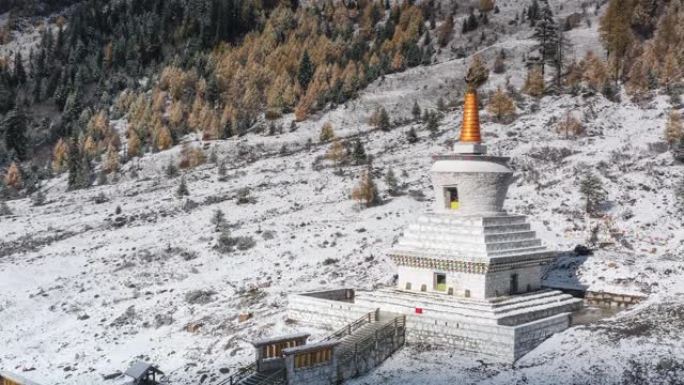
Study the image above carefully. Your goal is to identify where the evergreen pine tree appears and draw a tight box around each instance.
[176,176,189,197]
[528,0,540,26]
[406,126,418,143]
[412,101,421,121]
[352,139,367,165]
[211,208,226,231]
[2,106,28,160]
[13,52,26,84]
[165,158,179,179]
[493,50,506,74]
[31,190,46,206]
[377,107,391,131]
[531,0,558,79]
[218,162,227,178]
[298,50,315,91]
[426,111,439,135]
[385,168,401,196]
[580,171,607,216]
[676,175,684,214]
[0,201,11,216]
[436,97,447,112]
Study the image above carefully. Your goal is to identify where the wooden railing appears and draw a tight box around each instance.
[216,363,255,385]
[260,369,286,385]
[321,311,376,342]
[339,314,406,363]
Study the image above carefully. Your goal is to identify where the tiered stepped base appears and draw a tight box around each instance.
[288,288,582,362]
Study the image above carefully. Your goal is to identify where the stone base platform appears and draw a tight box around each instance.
[287,288,582,363]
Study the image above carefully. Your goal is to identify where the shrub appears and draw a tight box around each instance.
[236,187,254,204]
[31,190,46,206]
[179,144,206,169]
[216,229,256,253]
[556,112,585,138]
[319,122,335,142]
[0,201,12,216]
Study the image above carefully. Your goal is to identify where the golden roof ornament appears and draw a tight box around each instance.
[460,55,489,144]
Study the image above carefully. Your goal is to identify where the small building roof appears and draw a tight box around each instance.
[0,371,44,385]
[251,332,310,347]
[124,361,163,381]
[282,341,339,356]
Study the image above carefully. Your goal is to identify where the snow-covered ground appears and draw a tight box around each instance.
[1,1,683,384]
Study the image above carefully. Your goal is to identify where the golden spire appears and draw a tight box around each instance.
[460,89,481,143]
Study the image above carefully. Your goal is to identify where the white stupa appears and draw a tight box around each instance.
[288,88,583,363]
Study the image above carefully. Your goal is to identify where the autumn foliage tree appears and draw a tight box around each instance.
[665,111,683,146]
[52,138,69,173]
[523,66,545,97]
[3,162,22,190]
[487,87,516,123]
[351,167,380,208]
[599,0,634,85]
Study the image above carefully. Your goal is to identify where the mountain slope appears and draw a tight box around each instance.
[1,1,683,385]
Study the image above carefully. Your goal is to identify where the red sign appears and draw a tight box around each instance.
[415,307,423,314]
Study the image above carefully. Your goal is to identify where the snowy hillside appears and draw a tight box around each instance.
[1,1,683,385]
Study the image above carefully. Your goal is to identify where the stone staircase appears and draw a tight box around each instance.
[336,320,394,360]
[220,311,405,385]
[237,370,284,385]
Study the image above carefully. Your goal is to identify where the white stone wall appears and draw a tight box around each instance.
[396,265,487,299]
[287,293,374,329]
[431,171,512,215]
[513,313,571,359]
[485,265,543,297]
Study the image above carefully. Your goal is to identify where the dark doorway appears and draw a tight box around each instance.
[510,273,519,294]
[445,187,459,210]
[434,273,447,292]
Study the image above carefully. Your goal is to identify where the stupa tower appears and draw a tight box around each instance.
[287,59,582,364]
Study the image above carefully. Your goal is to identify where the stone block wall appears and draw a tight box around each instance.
[485,265,543,298]
[404,313,517,361]
[513,313,571,359]
[287,292,374,329]
[396,265,487,298]
[584,291,645,308]
[283,343,339,385]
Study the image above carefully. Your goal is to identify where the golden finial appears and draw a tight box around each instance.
[460,90,481,143]
[460,54,489,143]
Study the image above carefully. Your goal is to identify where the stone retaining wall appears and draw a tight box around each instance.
[287,292,374,329]
[513,313,571,359]
[405,313,517,361]
[584,291,645,308]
